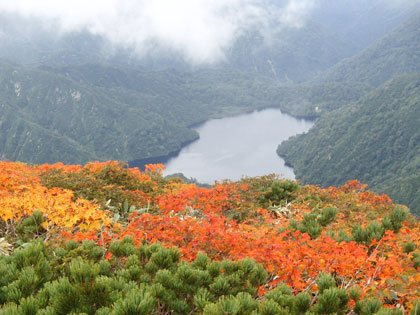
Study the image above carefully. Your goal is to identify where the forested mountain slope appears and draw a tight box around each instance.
[224,19,357,83]
[46,63,371,118]
[0,61,266,164]
[0,59,369,165]
[317,10,420,87]
[278,73,420,216]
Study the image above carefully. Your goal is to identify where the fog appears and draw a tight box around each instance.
[0,0,317,64]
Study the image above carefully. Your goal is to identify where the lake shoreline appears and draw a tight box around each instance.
[128,137,199,171]
[129,105,316,173]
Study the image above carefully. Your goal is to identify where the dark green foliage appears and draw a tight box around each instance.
[349,286,362,302]
[0,61,263,164]
[294,207,338,239]
[0,240,401,314]
[16,210,46,243]
[411,302,420,315]
[411,252,420,269]
[376,309,404,315]
[0,55,371,166]
[352,221,385,247]
[337,230,353,243]
[314,287,349,314]
[0,241,267,314]
[318,206,339,226]
[354,298,404,315]
[388,206,408,233]
[111,286,155,315]
[278,72,420,216]
[317,272,336,294]
[298,213,323,239]
[259,180,299,207]
[354,298,382,315]
[295,292,311,313]
[351,206,408,246]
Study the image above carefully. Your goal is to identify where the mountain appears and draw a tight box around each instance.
[316,10,420,87]
[312,0,420,48]
[0,13,357,83]
[0,59,370,165]
[277,73,420,215]
[0,61,270,164]
[224,19,357,83]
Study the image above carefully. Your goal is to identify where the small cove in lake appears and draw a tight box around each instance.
[131,108,314,183]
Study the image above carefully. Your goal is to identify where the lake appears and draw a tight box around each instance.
[162,108,314,183]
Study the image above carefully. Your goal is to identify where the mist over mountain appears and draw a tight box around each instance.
[317,10,420,87]
[0,0,317,66]
[312,0,420,48]
[2,1,418,81]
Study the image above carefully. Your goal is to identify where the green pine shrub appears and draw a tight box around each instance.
[403,241,416,254]
[0,240,405,314]
[259,180,299,207]
[290,206,339,239]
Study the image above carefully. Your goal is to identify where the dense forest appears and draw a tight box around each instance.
[278,73,420,216]
[0,59,370,165]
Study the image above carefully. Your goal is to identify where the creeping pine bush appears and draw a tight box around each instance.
[0,239,266,314]
[288,206,339,239]
[259,180,299,207]
[0,239,405,314]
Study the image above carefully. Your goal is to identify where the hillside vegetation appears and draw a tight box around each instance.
[278,73,420,216]
[0,161,420,313]
[0,60,368,165]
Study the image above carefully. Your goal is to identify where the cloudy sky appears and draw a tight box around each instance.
[0,0,315,64]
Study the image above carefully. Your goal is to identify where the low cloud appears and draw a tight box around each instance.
[0,0,315,64]
[280,0,315,28]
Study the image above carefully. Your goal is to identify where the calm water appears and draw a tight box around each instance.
[163,108,314,183]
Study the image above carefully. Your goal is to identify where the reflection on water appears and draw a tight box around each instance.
[163,108,314,183]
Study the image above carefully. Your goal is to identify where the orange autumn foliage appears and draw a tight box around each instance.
[1,161,420,311]
[0,162,111,235]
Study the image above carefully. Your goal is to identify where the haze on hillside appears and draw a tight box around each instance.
[0,0,417,65]
[0,0,317,64]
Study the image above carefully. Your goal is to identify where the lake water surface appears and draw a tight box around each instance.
[163,108,314,183]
